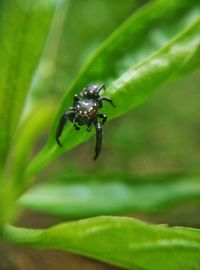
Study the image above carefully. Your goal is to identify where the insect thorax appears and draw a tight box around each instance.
[76,99,98,118]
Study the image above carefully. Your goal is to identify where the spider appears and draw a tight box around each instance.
[56,84,115,160]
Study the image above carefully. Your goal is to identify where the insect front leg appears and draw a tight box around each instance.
[56,110,75,147]
[97,84,105,93]
[100,96,116,107]
[56,112,68,147]
[93,120,103,160]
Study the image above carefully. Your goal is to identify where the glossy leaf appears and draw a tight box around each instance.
[0,0,57,169]
[3,217,200,270]
[18,173,200,217]
[25,0,200,179]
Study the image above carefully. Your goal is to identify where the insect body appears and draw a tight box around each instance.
[56,84,115,160]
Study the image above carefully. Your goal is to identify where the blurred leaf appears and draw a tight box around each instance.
[0,0,57,169]
[11,102,55,192]
[3,217,200,270]
[30,0,143,102]
[26,0,200,179]
[29,0,70,102]
[0,182,16,228]
[18,173,200,217]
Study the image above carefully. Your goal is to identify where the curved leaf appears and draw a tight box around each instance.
[3,217,200,270]
[0,0,57,169]
[26,1,200,179]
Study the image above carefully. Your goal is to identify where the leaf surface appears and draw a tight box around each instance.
[0,0,57,168]
[4,217,200,270]
[18,173,200,217]
[12,102,55,191]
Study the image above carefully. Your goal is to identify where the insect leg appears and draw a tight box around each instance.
[97,113,107,125]
[56,112,68,147]
[73,94,80,107]
[73,116,80,131]
[93,120,103,160]
[100,96,116,107]
[97,84,105,93]
[56,110,75,147]
[87,119,95,132]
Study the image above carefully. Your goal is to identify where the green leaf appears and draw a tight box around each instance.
[3,217,200,270]
[18,173,200,217]
[30,0,142,103]
[0,0,57,169]
[0,182,16,228]
[25,0,200,179]
[28,0,71,103]
[11,102,55,192]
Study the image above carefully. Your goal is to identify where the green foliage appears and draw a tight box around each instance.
[3,217,200,270]
[31,0,141,102]
[25,0,200,180]
[0,0,200,269]
[11,102,55,196]
[19,173,200,217]
[0,0,57,169]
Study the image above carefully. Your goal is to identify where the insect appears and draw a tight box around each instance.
[56,84,115,160]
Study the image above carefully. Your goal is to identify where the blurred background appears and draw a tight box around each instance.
[31,0,200,176]
[1,0,200,269]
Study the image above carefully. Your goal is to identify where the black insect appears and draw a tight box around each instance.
[56,84,115,160]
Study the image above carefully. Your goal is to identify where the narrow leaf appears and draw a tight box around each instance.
[3,217,200,270]
[18,174,200,217]
[28,0,71,103]
[12,102,55,191]
[0,0,57,168]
